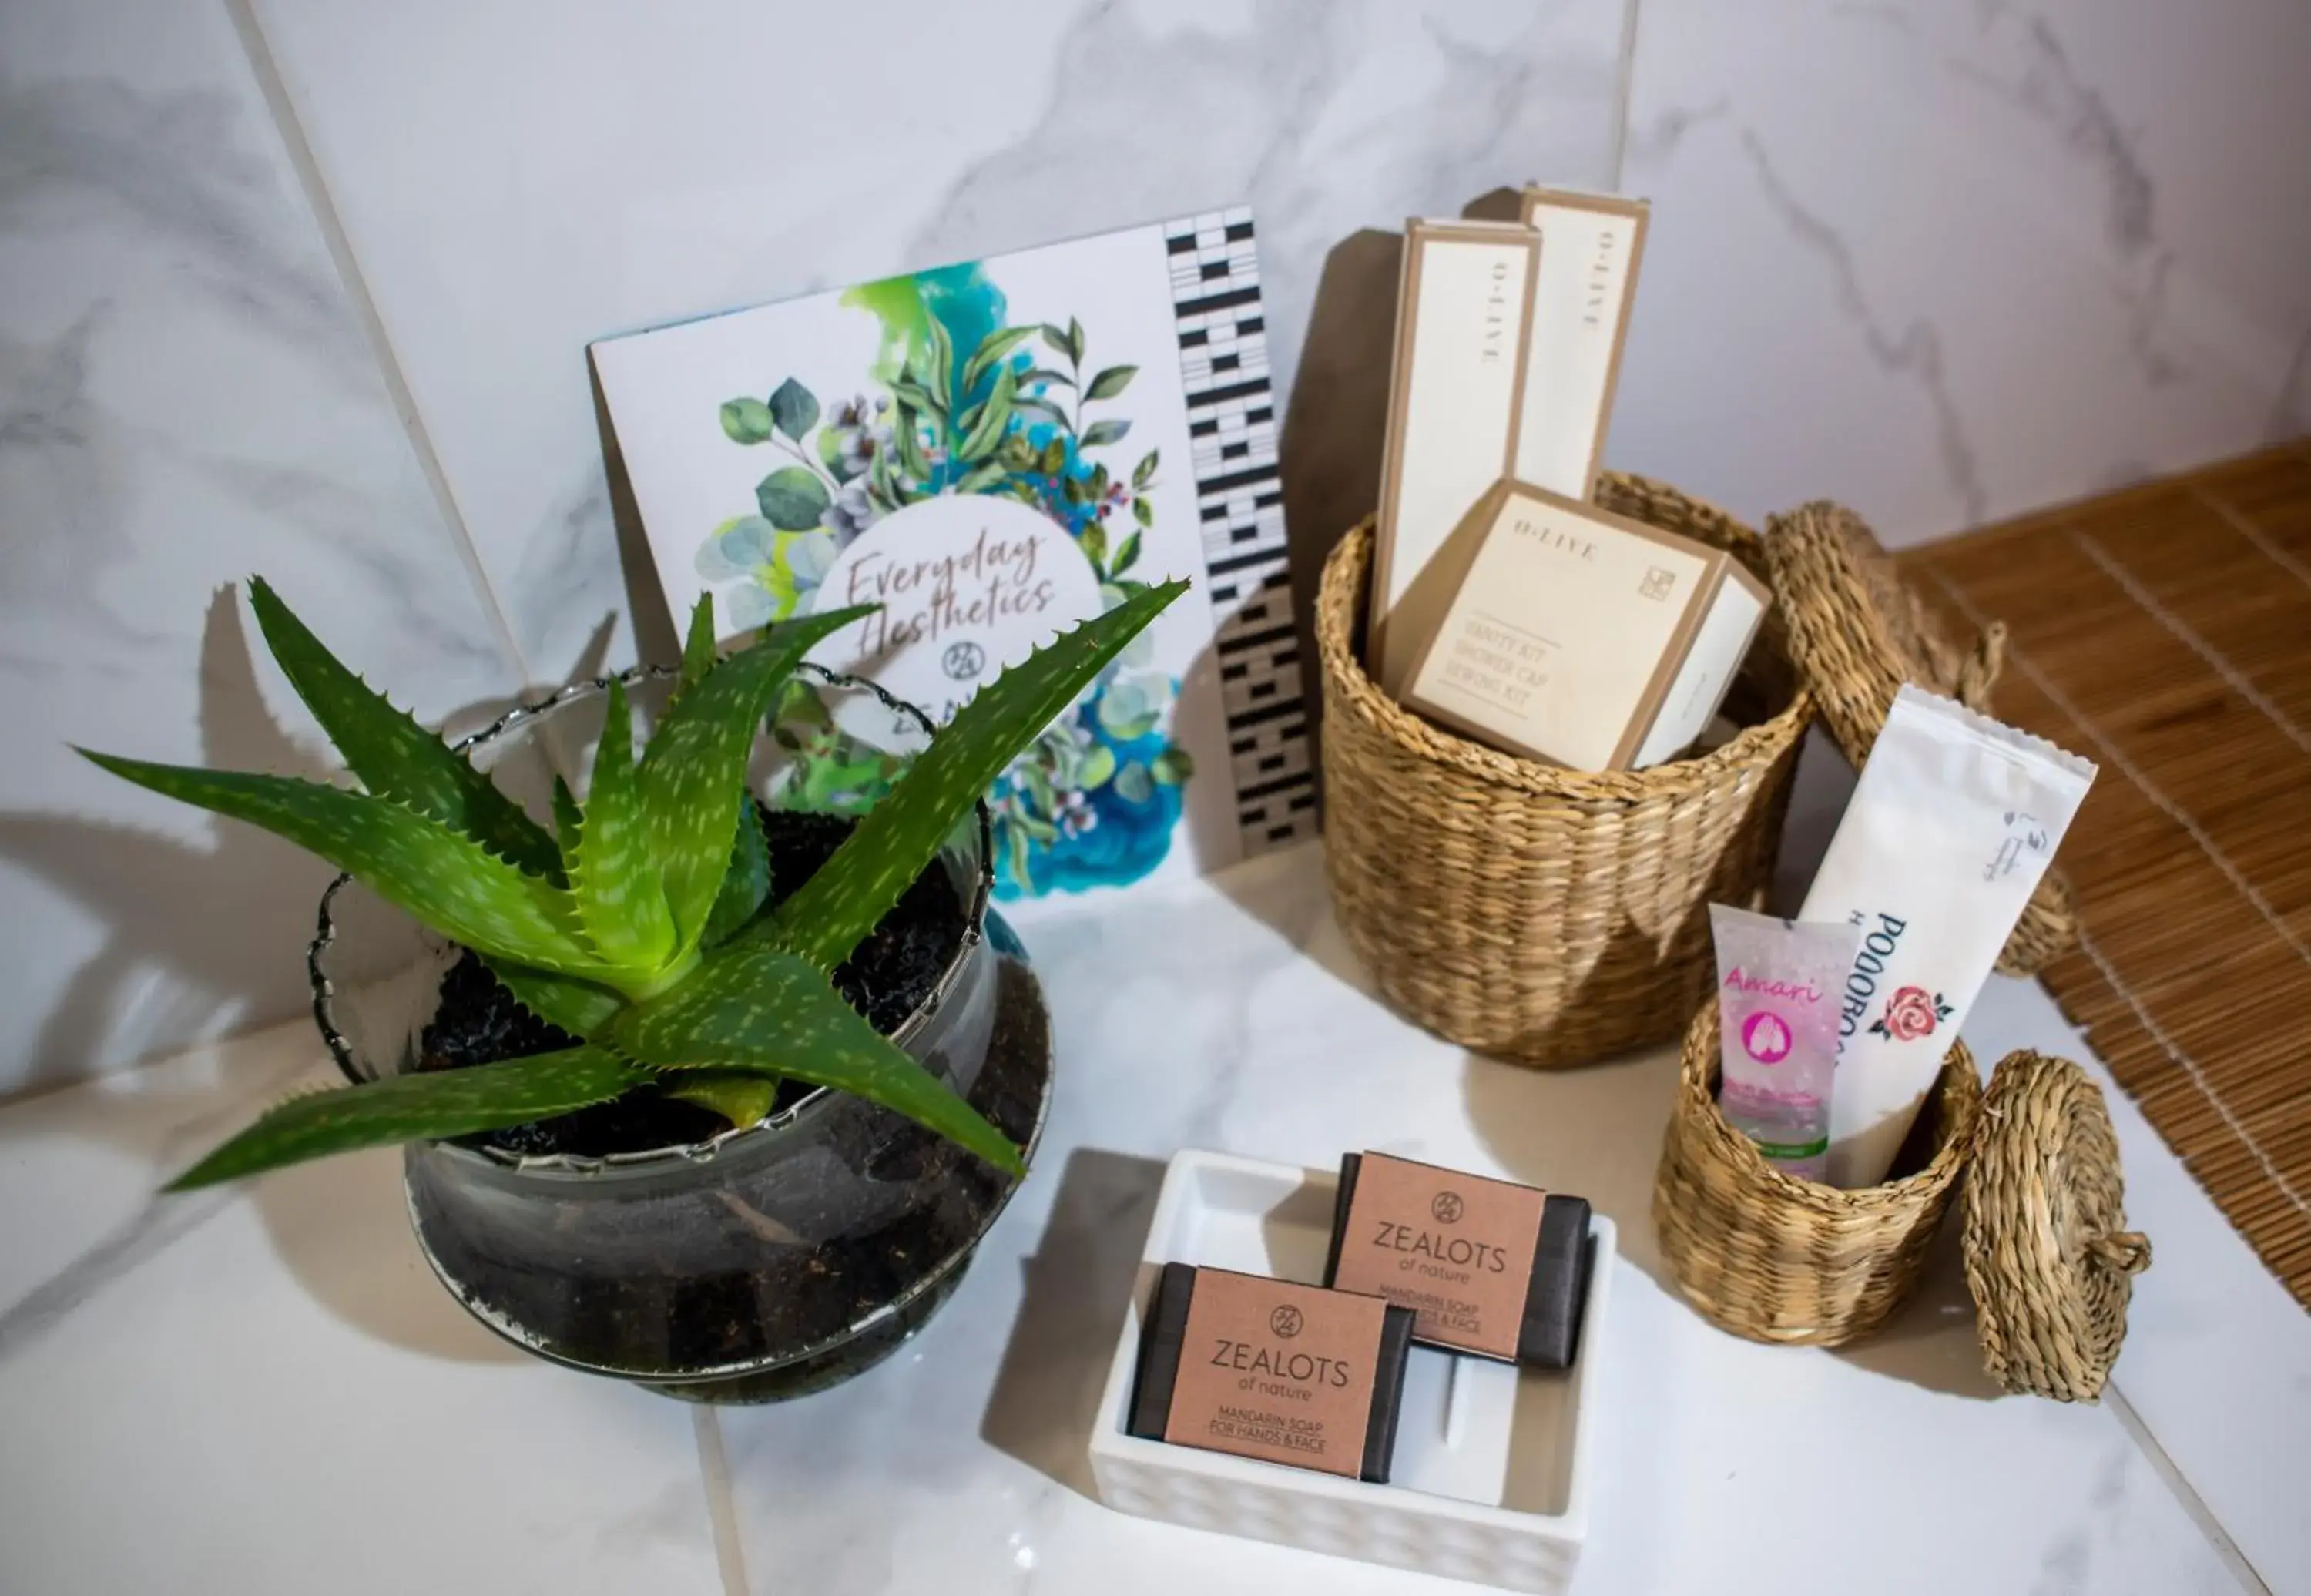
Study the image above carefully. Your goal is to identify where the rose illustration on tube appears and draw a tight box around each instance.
[1870,985,1954,1042]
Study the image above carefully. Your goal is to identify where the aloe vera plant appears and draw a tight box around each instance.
[83,577,1185,1190]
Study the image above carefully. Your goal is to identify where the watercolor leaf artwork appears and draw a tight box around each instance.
[689,266,1189,900]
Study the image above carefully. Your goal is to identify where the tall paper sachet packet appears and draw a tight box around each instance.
[1800,686,2096,1187]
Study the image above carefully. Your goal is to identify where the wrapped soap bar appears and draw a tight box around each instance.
[1127,1263,1415,1483]
[1322,1152,1593,1368]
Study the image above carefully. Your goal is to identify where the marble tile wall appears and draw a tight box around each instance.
[0,0,1632,1094]
[1608,0,2311,546]
[6,0,2305,1092]
[0,0,521,1095]
[243,0,1635,677]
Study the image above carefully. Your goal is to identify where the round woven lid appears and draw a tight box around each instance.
[1962,1051,2149,1400]
[1763,500,1999,753]
[1763,500,2078,975]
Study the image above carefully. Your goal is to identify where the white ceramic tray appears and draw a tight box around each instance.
[1088,1149,1613,1594]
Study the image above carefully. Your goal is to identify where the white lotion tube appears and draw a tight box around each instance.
[1799,685,2095,1187]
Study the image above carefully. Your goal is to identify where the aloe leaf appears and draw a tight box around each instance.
[664,1070,781,1128]
[551,776,582,860]
[635,605,874,952]
[612,940,1022,1174]
[79,751,602,977]
[166,1045,648,1189]
[246,578,559,877]
[679,594,719,691]
[703,795,770,946]
[565,677,677,973]
[772,580,1188,968]
[480,957,625,1040]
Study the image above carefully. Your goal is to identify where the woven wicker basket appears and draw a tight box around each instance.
[1652,1001,1983,1346]
[1317,473,1812,1068]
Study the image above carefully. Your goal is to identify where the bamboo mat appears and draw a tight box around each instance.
[1899,442,2311,1309]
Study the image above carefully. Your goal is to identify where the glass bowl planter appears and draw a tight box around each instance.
[309,663,1054,1403]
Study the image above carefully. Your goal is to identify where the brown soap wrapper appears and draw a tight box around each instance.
[1126,1264,1414,1483]
[1323,1152,1592,1368]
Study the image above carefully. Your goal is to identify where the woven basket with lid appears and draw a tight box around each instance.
[1652,498,2135,1397]
[1765,501,2077,976]
[1654,1001,1981,1347]
[1653,1006,2148,1399]
[1316,473,1812,1069]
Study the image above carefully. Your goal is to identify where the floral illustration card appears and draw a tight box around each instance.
[591,210,1313,905]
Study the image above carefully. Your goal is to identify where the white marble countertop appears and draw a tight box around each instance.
[2,840,2306,1595]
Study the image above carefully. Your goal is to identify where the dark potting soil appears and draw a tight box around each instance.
[408,953,1050,1389]
[416,807,967,1158]
[417,953,724,1158]
[763,810,964,1036]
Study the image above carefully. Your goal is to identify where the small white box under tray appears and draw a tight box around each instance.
[1088,1149,1614,1594]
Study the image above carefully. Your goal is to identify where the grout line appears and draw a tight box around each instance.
[1927,571,2311,972]
[2071,925,2311,1226]
[2070,531,2311,756]
[0,1191,236,1356]
[2103,1379,2274,1595]
[691,1407,753,1596]
[220,0,535,693]
[1608,0,1642,191]
[2195,484,2311,599]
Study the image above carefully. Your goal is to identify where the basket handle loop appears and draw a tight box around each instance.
[2088,1230,2152,1276]
[1957,620,2007,709]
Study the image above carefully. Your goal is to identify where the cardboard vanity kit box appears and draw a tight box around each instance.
[1396,479,1769,772]
[1369,189,1649,699]
[1359,188,1762,776]
[1508,187,1648,503]
[1368,219,1542,696]
[1311,184,1810,1068]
